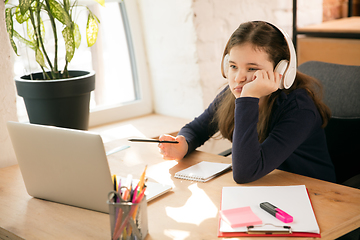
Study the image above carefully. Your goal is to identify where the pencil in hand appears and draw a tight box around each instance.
[128,138,179,144]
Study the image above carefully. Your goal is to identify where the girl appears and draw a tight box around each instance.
[158,21,336,183]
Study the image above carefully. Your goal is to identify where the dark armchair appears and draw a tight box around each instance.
[298,61,360,188]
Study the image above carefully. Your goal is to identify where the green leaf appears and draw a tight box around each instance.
[35,47,47,68]
[86,14,98,47]
[9,38,18,56]
[93,0,105,7]
[38,18,46,39]
[5,8,18,55]
[5,8,13,38]
[92,13,100,24]
[74,23,81,49]
[86,8,100,24]
[13,30,37,50]
[26,17,45,42]
[19,0,32,16]
[62,26,75,62]
[15,7,30,24]
[26,19,35,42]
[48,0,72,27]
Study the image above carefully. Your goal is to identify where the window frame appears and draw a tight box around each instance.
[88,0,153,127]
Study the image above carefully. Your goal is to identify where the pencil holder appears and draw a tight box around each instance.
[107,191,148,240]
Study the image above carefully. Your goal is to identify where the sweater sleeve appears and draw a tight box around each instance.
[232,96,318,183]
[178,92,223,156]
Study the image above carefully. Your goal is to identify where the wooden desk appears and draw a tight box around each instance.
[1,139,360,240]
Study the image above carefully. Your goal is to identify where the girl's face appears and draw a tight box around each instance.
[227,43,274,98]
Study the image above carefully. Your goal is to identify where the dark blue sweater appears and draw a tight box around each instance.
[178,88,336,183]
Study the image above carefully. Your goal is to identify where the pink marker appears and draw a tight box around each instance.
[260,202,293,223]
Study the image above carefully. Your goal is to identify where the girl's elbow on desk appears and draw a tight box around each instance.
[232,171,261,184]
[231,156,266,184]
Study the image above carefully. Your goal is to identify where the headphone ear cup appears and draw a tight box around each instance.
[274,60,289,89]
[223,54,230,78]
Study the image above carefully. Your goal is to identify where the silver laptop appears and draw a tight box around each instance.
[7,121,171,213]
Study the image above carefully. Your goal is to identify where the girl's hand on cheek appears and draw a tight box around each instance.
[240,70,281,98]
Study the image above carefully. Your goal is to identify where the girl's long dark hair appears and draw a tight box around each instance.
[215,21,331,142]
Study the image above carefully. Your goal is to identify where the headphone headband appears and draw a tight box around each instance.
[222,21,297,89]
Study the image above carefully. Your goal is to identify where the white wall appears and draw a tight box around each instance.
[138,0,204,119]
[0,0,18,168]
[139,0,323,118]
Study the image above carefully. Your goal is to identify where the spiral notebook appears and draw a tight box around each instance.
[174,161,232,182]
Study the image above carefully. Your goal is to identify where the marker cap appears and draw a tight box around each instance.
[276,208,293,223]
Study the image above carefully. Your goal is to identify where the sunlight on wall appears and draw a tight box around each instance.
[165,183,217,225]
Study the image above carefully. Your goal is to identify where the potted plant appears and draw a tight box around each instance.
[5,0,104,130]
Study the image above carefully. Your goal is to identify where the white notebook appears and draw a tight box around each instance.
[174,161,232,182]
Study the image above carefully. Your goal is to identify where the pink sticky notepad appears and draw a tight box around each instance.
[219,206,262,228]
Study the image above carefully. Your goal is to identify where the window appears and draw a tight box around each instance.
[12,0,152,126]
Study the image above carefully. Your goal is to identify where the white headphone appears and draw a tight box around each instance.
[222,21,297,89]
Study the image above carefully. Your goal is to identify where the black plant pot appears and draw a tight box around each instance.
[15,70,95,130]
